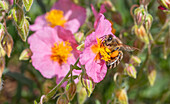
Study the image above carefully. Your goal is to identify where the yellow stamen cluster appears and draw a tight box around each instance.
[51,41,72,65]
[91,38,112,61]
[45,10,67,27]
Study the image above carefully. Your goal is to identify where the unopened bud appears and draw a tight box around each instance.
[134,6,146,26]
[147,64,156,86]
[0,78,3,91]
[0,23,5,42]
[103,1,115,11]
[74,32,84,43]
[115,89,128,104]
[124,64,137,79]
[78,87,87,104]
[163,33,170,59]
[0,57,5,78]
[56,94,69,104]
[0,1,8,12]
[81,74,95,97]
[1,33,13,57]
[66,81,77,101]
[145,13,153,32]
[129,56,141,66]
[19,48,32,60]
[134,25,149,44]
[158,0,170,10]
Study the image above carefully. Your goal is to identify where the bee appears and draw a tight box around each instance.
[100,34,139,69]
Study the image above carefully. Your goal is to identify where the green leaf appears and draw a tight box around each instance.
[17,18,29,42]
[22,0,33,11]
[12,4,25,27]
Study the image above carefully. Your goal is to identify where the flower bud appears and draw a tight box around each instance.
[163,33,170,59]
[81,74,95,97]
[74,32,84,43]
[19,48,32,60]
[147,64,156,86]
[78,87,87,104]
[134,6,146,26]
[129,56,141,66]
[133,25,149,44]
[158,0,170,10]
[115,89,128,104]
[56,94,69,104]
[1,33,13,57]
[0,1,9,12]
[0,57,5,78]
[103,0,115,11]
[145,13,153,32]
[0,78,3,91]
[66,81,77,101]
[124,64,137,79]
[0,23,5,42]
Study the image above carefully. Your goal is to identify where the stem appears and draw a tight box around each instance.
[42,65,73,103]
[36,0,46,13]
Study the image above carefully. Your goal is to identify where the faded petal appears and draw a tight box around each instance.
[29,15,47,31]
[52,0,86,33]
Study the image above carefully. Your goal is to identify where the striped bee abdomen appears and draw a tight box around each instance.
[106,51,123,69]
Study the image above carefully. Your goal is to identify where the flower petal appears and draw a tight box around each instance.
[79,46,96,65]
[94,14,113,38]
[85,59,107,83]
[52,0,86,33]
[29,15,47,31]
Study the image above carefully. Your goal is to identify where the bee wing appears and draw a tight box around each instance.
[120,44,139,52]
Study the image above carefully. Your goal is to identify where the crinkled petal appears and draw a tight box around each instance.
[29,15,47,31]
[85,58,107,83]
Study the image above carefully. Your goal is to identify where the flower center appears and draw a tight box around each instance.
[51,41,73,65]
[45,10,67,28]
[91,38,111,61]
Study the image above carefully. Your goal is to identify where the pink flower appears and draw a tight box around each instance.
[91,4,106,29]
[30,0,86,34]
[28,26,81,83]
[91,4,106,19]
[80,13,115,83]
